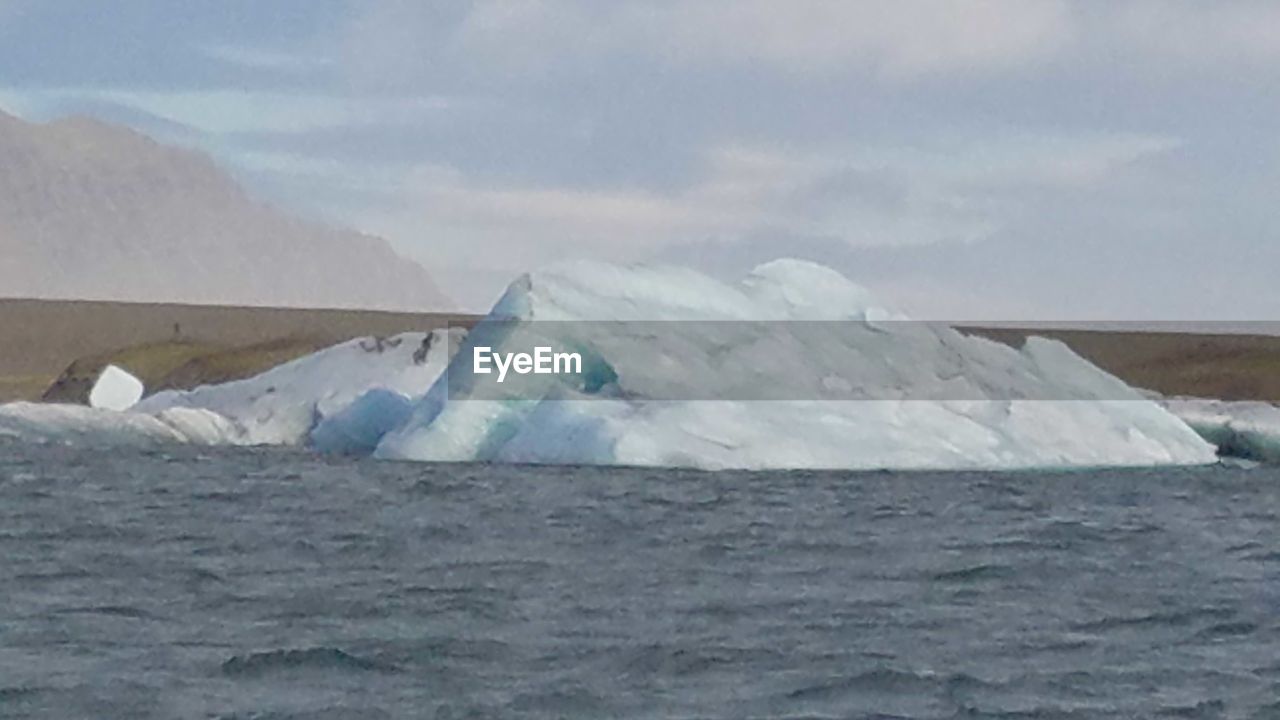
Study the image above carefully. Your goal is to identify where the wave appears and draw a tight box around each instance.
[221,647,399,677]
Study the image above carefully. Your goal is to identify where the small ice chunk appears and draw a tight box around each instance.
[88,365,144,411]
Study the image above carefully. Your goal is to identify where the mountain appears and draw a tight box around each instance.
[0,109,449,310]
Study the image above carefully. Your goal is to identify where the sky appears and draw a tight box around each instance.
[2,0,1279,318]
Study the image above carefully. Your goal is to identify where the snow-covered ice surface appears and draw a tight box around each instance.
[88,364,144,411]
[1161,398,1280,464]
[375,260,1216,470]
[135,329,463,446]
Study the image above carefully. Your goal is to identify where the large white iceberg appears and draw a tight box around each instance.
[0,261,1225,469]
[375,260,1216,470]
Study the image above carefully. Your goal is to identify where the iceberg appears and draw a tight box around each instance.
[375,260,1216,470]
[88,364,144,411]
[0,329,461,450]
[0,261,1226,469]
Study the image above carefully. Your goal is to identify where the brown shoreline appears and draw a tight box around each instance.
[2,299,1278,403]
[963,326,1280,403]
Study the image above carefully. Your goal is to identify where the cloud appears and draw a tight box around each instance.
[372,130,1180,307]
[341,0,1075,84]
[0,86,455,135]
[623,0,1074,79]
[4,0,1277,317]
[340,0,1280,91]
[199,43,334,75]
[1107,1,1280,68]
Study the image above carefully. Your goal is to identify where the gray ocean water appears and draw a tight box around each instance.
[2,440,1279,719]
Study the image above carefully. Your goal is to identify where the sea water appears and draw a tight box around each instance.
[2,439,1278,718]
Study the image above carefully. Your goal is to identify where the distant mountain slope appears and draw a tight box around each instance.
[0,109,449,310]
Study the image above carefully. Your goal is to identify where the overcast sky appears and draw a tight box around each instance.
[2,1,1279,318]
